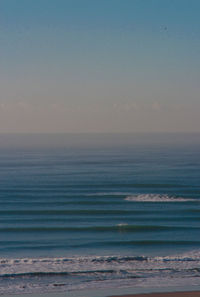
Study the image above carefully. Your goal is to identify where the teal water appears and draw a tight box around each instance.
[0,134,200,294]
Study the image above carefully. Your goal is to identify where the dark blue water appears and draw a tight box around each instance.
[0,134,200,294]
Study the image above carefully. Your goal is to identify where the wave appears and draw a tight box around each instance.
[1,225,198,233]
[125,194,197,202]
[1,251,200,277]
[1,208,199,217]
[77,240,200,248]
[1,251,200,294]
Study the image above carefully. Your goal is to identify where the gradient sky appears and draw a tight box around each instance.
[0,0,200,133]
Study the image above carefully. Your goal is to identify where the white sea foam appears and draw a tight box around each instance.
[1,251,200,294]
[125,194,196,202]
[1,250,200,276]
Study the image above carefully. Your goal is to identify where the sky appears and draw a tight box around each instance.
[0,0,200,133]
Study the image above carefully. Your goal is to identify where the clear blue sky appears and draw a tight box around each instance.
[0,0,200,133]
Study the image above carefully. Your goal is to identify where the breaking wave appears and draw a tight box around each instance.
[125,194,197,202]
[1,250,200,277]
[1,251,200,294]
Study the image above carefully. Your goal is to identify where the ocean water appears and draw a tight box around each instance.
[0,134,200,295]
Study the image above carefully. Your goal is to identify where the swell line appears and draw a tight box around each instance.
[0,225,198,232]
[0,209,198,215]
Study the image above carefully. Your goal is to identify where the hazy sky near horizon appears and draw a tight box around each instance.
[0,0,200,133]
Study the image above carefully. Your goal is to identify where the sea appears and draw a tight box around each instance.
[0,133,200,296]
